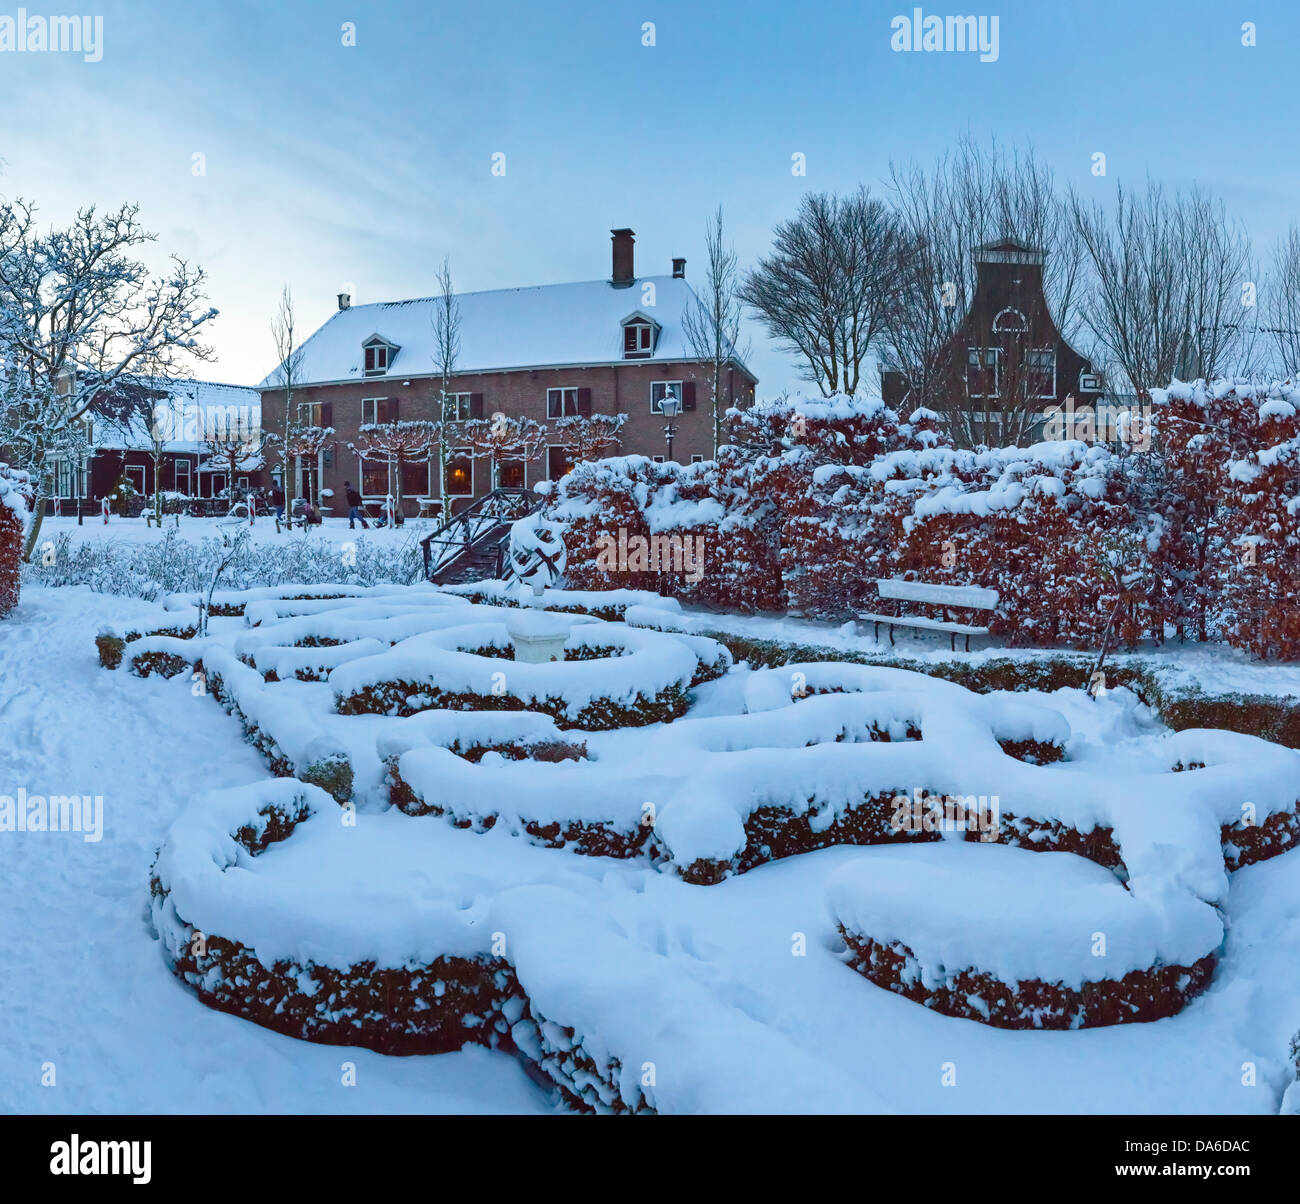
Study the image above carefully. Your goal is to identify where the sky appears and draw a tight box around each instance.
[1,0,1298,397]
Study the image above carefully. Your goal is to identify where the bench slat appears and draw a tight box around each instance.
[875,578,998,609]
[856,612,990,636]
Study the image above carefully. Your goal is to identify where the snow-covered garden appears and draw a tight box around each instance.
[0,555,1294,1114]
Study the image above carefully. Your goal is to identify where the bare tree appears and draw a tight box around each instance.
[0,200,216,558]
[741,187,904,396]
[1069,181,1252,394]
[884,134,1087,445]
[266,286,307,524]
[430,256,463,505]
[1264,223,1300,378]
[682,207,749,454]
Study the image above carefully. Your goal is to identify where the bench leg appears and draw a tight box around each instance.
[965,634,971,653]
[950,632,956,653]
[873,621,881,643]
[888,624,895,647]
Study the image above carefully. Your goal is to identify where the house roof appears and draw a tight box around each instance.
[92,378,262,454]
[258,276,755,389]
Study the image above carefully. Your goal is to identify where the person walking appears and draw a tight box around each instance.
[270,482,285,522]
[345,481,369,529]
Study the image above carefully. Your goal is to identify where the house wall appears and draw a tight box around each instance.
[260,360,755,515]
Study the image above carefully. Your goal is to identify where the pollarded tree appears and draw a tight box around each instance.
[553,413,627,466]
[351,419,440,515]
[462,415,547,489]
[264,424,335,510]
[0,199,217,559]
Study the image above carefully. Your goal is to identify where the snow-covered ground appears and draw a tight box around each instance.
[36,513,431,549]
[4,580,1300,1114]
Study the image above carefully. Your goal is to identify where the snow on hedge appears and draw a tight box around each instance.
[826,842,1223,989]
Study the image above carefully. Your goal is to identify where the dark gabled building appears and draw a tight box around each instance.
[883,238,1102,445]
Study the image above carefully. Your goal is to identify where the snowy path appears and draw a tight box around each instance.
[0,586,551,1113]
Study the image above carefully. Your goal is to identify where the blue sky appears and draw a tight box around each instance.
[1,0,1297,395]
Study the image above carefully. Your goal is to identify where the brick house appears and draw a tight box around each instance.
[45,378,264,513]
[883,238,1102,445]
[258,228,757,516]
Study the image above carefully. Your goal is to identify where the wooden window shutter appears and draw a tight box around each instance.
[577,387,592,416]
[681,382,696,412]
[319,402,333,428]
[470,393,484,420]
[388,397,400,422]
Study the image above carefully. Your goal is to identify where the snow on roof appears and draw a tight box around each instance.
[258,276,754,389]
[93,378,262,454]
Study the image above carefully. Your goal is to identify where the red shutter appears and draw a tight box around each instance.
[319,402,333,428]
[681,382,696,412]
[470,393,484,420]
[388,397,400,422]
[576,387,592,416]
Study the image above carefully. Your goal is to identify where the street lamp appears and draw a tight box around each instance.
[660,395,682,461]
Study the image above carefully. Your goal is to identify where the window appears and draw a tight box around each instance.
[125,465,146,492]
[53,459,75,498]
[651,381,683,413]
[652,455,666,464]
[547,446,573,481]
[362,398,395,425]
[363,340,393,376]
[298,401,325,427]
[690,455,705,464]
[1026,349,1057,399]
[993,308,1028,335]
[548,387,579,418]
[210,473,226,497]
[401,458,430,498]
[174,460,191,495]
[623,322,652,358]
[498,459,525,489]
[446,449,473,496]
[360,458,388,497]
[237,476,249,490]
[966,349,1000,398]
[444,392,473,421]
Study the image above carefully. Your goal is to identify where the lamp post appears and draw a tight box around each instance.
[660,395,682,462]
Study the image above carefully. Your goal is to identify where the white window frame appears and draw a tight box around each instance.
[363,341,390,377]
[651,455,666,464]
[361,397,389,426]
[444,392,473,421]
[992,307,1028,335]
[445,447,474,497]
[690,454,705,464]
[623,322,653,358]
[966,348,1000,398]
[125,464,146,492]
[650,380,684,414]
[1027,348,1057,400]
[547,387,579,419]
[297,400,324,427]
[174,459,191,496]
[357,453,393,499]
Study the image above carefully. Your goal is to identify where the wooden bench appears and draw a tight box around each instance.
[857,578,998,653]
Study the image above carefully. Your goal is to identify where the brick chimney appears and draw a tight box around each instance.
[672,257,686,279]
[611,228,635,288]
[337,292,351,311]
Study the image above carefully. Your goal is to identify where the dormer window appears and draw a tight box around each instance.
[620,312,659,359]
[362,334,398,377]
[624,323,652,357]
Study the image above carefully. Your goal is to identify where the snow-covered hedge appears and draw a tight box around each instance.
[0,463,32,616]
[542,384,1300,659]
[828,843,1221,1029]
